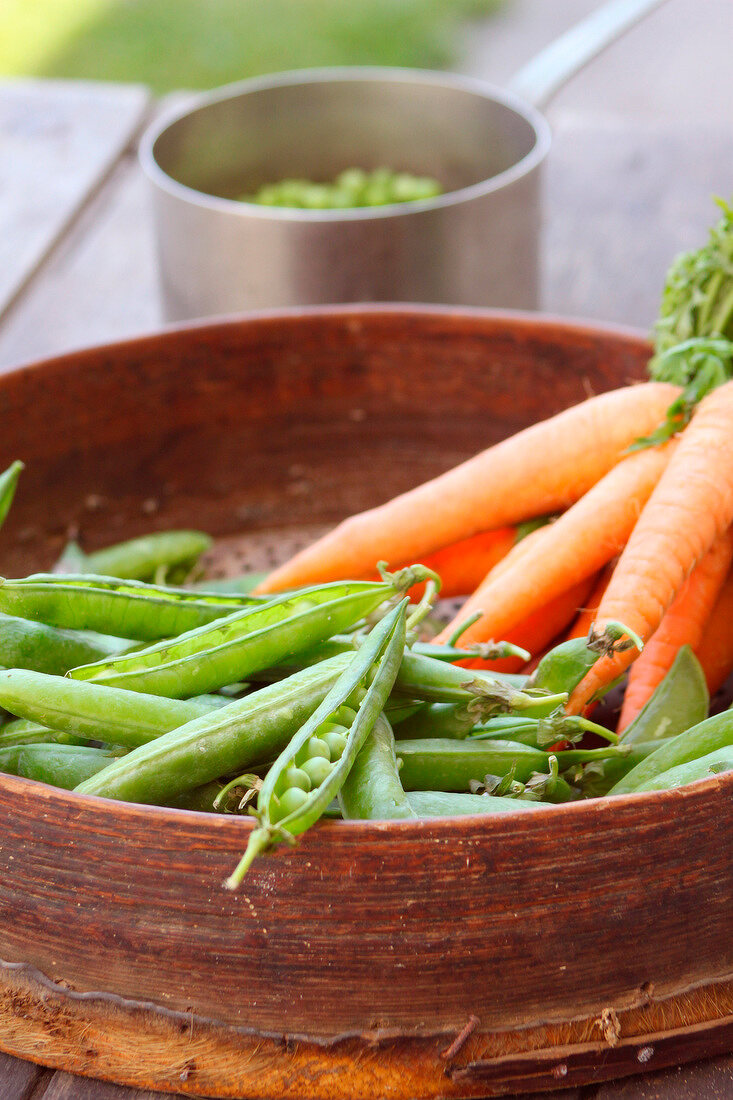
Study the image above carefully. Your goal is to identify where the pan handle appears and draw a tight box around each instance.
[506,0,669,110]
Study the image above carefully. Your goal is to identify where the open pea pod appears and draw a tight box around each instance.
[228,599,409,885]
[75,652,354,805]
[69,569,429,698]
[0,573,266,640]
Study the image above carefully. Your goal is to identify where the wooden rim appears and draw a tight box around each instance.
[1,960,731,1099]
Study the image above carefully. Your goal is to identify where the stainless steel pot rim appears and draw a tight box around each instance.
[139,65,553,223]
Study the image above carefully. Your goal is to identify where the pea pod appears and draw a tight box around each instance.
[53,539,88,574]
[633,747,733,792]
[0,574,265,640]
[0,461,23,528]
[620,646,709,745]
[393,651,551,707]
[83,530,212,582]
[69,571,428,697]
[0,611,133,675]
[340,713,416,820]
[579,738,675,797]
[0,718,90,748]
[228,601,409,884]
[0,744,122,788]
[395,738,627,791]
[191,572,267,595]
[0,669,230,748]
[407,790,553,816]
[610,708,733,795]
[395,701,477,741]
[75,652,353,804]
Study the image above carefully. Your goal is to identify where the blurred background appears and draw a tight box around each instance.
[0,0,729,121]
[0,0,731,366]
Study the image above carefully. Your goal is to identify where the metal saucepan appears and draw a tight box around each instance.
[140,0,667,320]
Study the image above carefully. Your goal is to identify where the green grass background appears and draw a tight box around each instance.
[0,1,502,94]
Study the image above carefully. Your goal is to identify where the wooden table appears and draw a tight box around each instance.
[0,78,732,1099]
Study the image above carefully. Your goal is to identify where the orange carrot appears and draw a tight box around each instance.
[382,527,516,600]
[435,442,674,647]
[618,531,733,729]
[256,383,680,593]
[695,563,733,695]
[458,576,595,674]
[568,380,733,714]
[566,564,615,640]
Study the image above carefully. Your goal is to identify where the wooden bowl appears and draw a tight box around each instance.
[0,307,730,1099]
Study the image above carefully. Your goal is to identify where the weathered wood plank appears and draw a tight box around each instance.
[0,152,159,371]
[0,1050,48,1099]
[0,79,150,320]
[591,1051,733,1098]
[544,116,733,330]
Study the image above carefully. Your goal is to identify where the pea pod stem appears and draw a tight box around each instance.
[587,620,644,658]
[473,713,619,747]
[227,600,409,886]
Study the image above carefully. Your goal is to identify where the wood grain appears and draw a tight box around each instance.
[0,309,728,1098]
[0,80,150,321]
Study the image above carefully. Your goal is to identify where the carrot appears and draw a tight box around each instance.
[458,576,596,674]
[256,383,680,593]
[383,526,516,600]
[566,564,615,640]
[618,531,733,729]
[434,441,674,647]
[567,380,733,714]
[695,563,733,695]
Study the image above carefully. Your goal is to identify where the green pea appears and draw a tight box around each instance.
[322,730,348,760]
[283,766,311,792]
[305,737,331,761]
[301,756,333,788]
[274,786,309,820]
[331,705,357,726]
